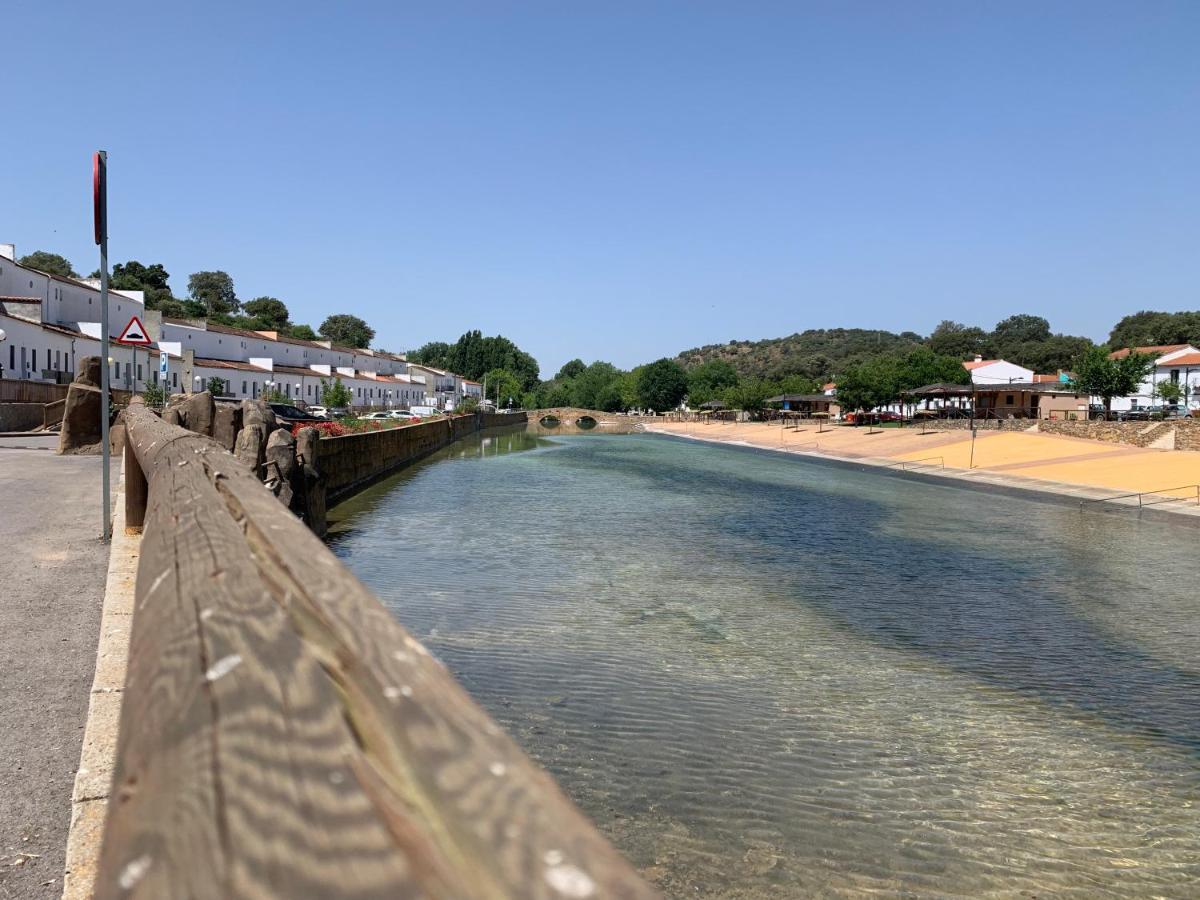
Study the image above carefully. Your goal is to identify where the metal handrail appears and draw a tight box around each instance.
[899,456,945,470]
[1079,484,1200,509]
[879,456,945,470]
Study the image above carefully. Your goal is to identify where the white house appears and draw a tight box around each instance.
[1,240,485,410]
[963,356,1034,385]
[1106,344,1200,412]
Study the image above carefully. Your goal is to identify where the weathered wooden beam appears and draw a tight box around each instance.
[97,403,654,899]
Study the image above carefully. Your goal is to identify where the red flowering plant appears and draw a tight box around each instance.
[291,421,348,438]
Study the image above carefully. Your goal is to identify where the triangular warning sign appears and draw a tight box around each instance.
[118,315,152,345]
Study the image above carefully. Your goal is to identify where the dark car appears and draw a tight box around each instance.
[269,403,326,425]
[1117,408,1150,421]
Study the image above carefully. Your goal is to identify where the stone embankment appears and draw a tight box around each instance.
[115,387,526,534]
[319,410,523,504]
[1037,418,1200,450]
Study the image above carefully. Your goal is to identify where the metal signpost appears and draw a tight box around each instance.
[95,151,111,541]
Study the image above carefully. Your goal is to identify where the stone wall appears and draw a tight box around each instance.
[317,411,525,504]
[1037,419,1200,450]
[0,402,46,432]
[907,418,1034,433]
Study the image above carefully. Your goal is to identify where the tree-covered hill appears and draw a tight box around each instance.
[674,328,927,381]
[674,314,1107,381]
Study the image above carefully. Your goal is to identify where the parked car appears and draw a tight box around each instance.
[307,406,330,419]
[357,411,395,421]
[387,410,421,421]
[268,403,326,425]
[409,405,439,417]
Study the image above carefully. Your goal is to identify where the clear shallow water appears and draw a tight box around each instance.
[329,430,1200,898]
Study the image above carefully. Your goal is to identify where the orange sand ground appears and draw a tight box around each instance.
[647,420,1200,501]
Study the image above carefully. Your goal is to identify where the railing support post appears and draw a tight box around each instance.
[123,422,148,534]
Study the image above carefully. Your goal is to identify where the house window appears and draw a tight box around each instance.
[1171,369,1180,383]
[242,381,247,394]
[8,346,13,370]
[1004,394,1014,406]
[173,372,178,388]
[138,364,143,380]
[32,349,37,371]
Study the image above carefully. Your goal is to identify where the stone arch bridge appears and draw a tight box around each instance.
[525,407,649,434]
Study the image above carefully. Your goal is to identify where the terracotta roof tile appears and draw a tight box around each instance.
[1108,344,1191,359]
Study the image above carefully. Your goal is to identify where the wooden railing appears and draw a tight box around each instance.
[0,377,135,405]
[0,377,69,403]
[100,401,655,899]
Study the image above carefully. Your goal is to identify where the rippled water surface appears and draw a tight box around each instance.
[329,430,1200,897]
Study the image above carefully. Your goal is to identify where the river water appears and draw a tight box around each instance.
[328,429,1200,898]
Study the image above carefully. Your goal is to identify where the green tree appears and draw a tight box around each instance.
[928,320,991,359]
[321,377,353,408]
[1108,310,1200,349]
[206,376,228,396]
[570,361,621,410]
[636,358,688,412]
[319,314,375,348]
[110,261,177,310]
[835,355,903,415]
[18,250,76,278]
[893,347,971,390]
[722,377,775,415]
[992,314,1052,348]
[1069,348,1155,418]
[483,368,523,407]
[242,296,290,329]
[445,331,541,389]
[188,270,239,315]
[410,341,451,368]
[556,359,586,380]
[1153,379,1184,406]
[285,323,318,340]
[543,380,574,407]
[686,359,739,407]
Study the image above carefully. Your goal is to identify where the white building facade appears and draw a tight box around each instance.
[1107,344,1200,412]
[1,242,471,410]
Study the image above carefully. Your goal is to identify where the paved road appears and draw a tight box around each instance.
[0,439,110,899]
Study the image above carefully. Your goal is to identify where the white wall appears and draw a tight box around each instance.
[968,360,1034,384]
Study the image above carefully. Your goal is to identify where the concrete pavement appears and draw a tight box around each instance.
[0,441,110,899]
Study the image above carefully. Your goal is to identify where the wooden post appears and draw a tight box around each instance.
[123,419,147,534]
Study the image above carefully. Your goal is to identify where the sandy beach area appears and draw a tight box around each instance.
[644,419,1200,503]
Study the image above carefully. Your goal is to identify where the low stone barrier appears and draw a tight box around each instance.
[0,402,46,432]
[901,418,1034,432]
[1037,418,1200,450]
[317,411,524,503]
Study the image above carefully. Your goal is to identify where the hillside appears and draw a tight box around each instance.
[674,328,926,380]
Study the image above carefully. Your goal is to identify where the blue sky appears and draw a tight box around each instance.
[4,1,1198,376]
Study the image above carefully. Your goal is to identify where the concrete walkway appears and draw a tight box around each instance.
[0,439,110,899]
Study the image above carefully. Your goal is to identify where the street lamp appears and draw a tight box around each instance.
[0,328,6,380]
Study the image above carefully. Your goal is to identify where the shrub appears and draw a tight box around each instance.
[292,421,348,438]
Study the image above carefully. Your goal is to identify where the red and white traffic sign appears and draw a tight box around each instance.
[118,315,152,345]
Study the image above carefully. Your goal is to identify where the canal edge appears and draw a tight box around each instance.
[642,426,1200,528]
